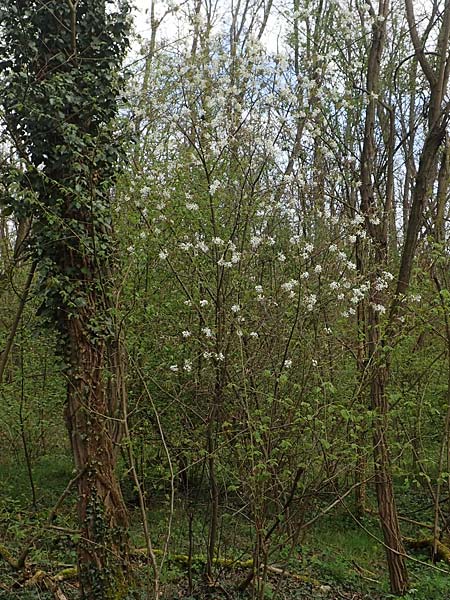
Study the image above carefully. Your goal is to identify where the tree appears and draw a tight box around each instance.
[0,1,131,597]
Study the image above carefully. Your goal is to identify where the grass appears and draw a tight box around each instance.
[0,454,73,509]
[1,457,450,598]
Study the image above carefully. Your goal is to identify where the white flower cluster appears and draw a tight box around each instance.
[374,271,394,291]
[170,359,192,373]
[209,179,221,195]
[281,279,299,292]
[305,294,317,311]
[350,282,370,304]
[218,241,241,268]
[372,303,386,314]
[300,242,314,260]
[203,351,225,361]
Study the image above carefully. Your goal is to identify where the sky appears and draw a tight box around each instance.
[130,0,286,54]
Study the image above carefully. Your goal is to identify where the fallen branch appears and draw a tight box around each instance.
[133,547,253,569]
[404,537,450,564]
[23,566,75,600]
[0,543,18,569]
[133,547,319,586]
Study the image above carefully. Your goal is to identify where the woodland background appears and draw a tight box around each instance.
[1,0,450,598]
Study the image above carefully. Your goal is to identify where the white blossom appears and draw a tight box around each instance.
[352,214,364,226]
[209,179,221,195]
[306,294,317,311]
[281,279,299,292]
[218,258,232,267]
[196,240,209,253]
[372,303,386,314]
[179,241,193,251]
[250,235,263,248]
[374,278,388,291]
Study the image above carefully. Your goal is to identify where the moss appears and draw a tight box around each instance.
[133,547,318,586]
[54,566,78,581]
[0,543,18,569]
[405,537,450,564]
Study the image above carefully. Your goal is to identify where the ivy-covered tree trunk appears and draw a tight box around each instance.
[62,237,130,597]
[65,339,129,596]
[0,1,131,597]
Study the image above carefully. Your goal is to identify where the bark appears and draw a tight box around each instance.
[64,305,130,599]
[205,375,221,580]
[61,203,130,598]
[366,243,408,594]
[393,120,447,304]
[434,133,450,243]
[393,0,450,311]
[368,297,408,595]
[360,0,409,593]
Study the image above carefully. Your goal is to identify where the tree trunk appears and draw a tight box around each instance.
[369,308,408,594]
[65,306,129,599]
[359,0,409,591]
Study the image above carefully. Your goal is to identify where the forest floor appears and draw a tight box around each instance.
[1,456,449,599]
